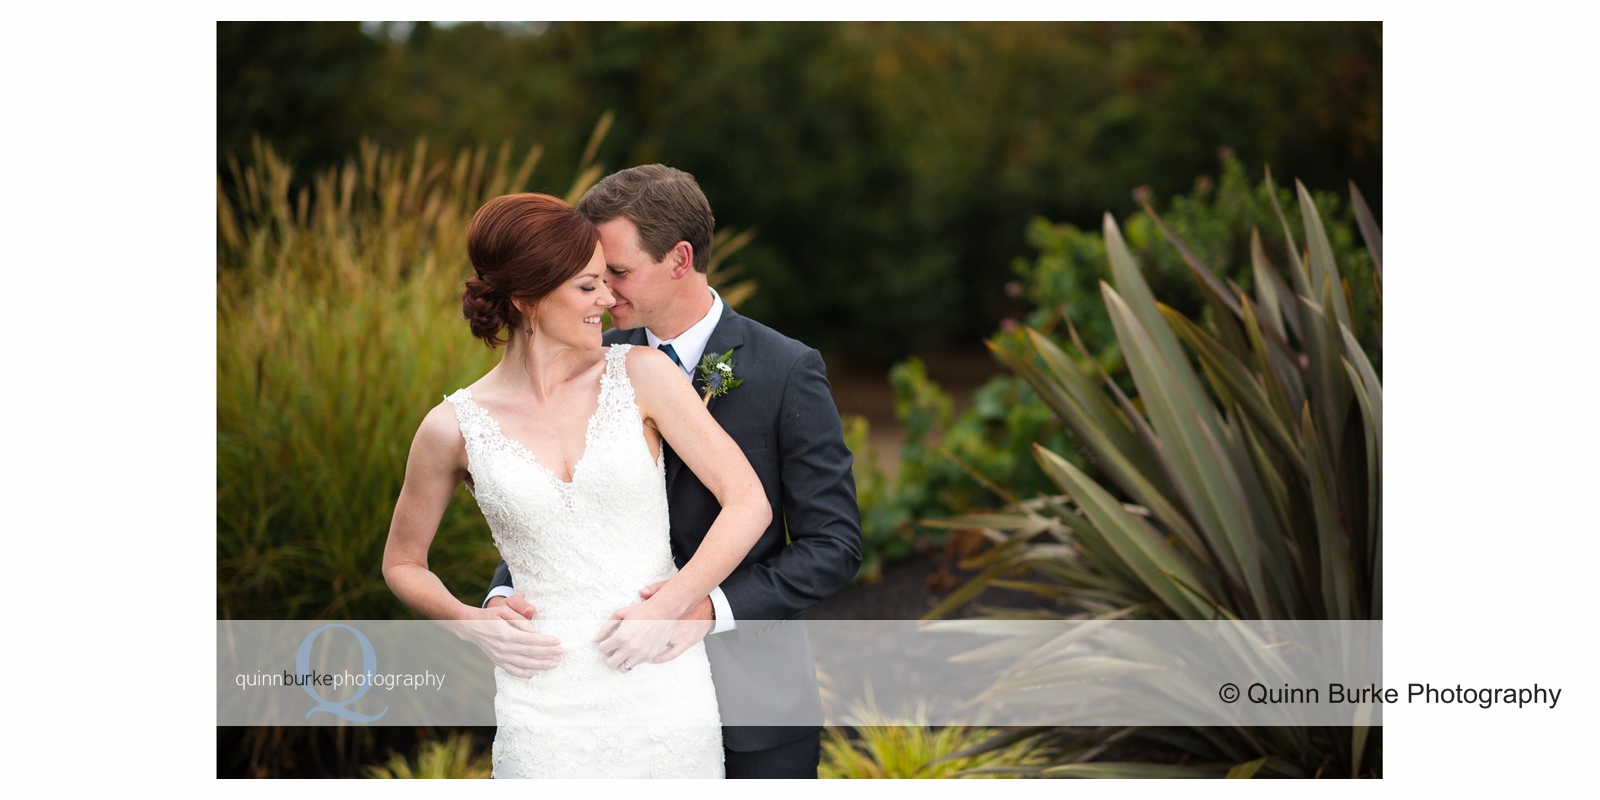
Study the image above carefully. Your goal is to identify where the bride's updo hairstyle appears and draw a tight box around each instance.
[463,193,600,347]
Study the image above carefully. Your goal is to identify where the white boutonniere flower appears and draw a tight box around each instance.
[696,350,744,407]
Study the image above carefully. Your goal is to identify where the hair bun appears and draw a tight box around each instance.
[462,276,512,346]
[463,193,600,348]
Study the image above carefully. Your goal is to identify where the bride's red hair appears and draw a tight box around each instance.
[462,193,600,347]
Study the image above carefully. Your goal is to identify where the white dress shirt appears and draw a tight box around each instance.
[487,288,738,633]
[644,287,724,381]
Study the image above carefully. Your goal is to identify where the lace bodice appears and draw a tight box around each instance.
[445,344,673,622]
[447,344,722,778]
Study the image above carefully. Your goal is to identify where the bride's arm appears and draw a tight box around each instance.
[383,403,564,675]
[593,347,770,667]
[633,345,771,614]
[382,403,478,619]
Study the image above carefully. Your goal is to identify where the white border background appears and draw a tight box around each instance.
[6,4,1591,794]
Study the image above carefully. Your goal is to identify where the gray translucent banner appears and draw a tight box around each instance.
[217,619,1383,727]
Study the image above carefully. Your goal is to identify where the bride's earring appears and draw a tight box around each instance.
[515,301,535,336]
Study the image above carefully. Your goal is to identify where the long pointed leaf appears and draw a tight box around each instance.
[1264,166,1311,299]
[1164,306,1304,473]
[1303,405,1358,619]
[992,656,1167,690]
[1350,179,1382,280]
[1036,494,1147,593]
[1139,198,1243,319]
[947,632,1061,663]
[1215,407,1299,616]
[1042,762,1230,778]
[1340,322,1383,444]
[1250,228,1286,340]
[1226,756,1271,779]
[988,339,1155,499]
[997,335,1205,556]
[1139,197,1251,357]
[1035,447,1213,618]
[1105,287,1255,602]
[1343,358,1380,590]
[921,559,1017,621]
[940,727,1052,761]
[1298,181,1353,329]
[1102,220,1218,422]
[1240,294,1307,439]
[1027,330,1157,475]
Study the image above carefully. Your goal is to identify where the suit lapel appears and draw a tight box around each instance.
[667,305,745,489]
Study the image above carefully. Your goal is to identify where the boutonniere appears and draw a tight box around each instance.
[696,349,744,407]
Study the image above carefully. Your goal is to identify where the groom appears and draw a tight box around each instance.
[484,164,863,778]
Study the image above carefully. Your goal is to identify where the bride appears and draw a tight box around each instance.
[382,192,770,778]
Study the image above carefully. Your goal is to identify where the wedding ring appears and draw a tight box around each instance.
[621,660,633,673]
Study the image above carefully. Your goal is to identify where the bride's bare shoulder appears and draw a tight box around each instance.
[621,342,679,381]
[623,345,688,399]
[411,399,468,463]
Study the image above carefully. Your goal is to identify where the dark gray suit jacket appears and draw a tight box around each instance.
[489,303,863,752]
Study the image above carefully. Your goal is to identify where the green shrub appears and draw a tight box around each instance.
[217,138,528,620]
[933,171,1382,777]
[217,125,754,621]
[819,700,1052,779]
[362,731,492,779]
[216,127,757,776]
[222,22,1382,360]
[851,154,1376,580]
[1013,151,1378,364]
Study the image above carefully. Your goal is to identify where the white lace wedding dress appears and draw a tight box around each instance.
[446,344,723,779]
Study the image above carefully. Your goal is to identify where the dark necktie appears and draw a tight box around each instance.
[655,343,687,473]
[658,342,684,371]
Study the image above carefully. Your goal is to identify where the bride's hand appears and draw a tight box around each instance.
[448,601,565,678]
[593,600,678,673]
[638,581,714,664]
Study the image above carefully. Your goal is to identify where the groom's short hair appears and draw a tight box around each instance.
[577,164,714,273]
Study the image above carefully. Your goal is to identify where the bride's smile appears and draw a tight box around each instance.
[519,242,614,352]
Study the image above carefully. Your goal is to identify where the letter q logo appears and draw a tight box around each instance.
[297,624,388,722]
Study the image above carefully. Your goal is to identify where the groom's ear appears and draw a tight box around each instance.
[667,241,695,280]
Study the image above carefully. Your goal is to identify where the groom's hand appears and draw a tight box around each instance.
[462,597,564,678]
[638,582,713,664]
[487,594,536,619]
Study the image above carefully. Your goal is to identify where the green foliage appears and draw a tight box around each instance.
[933,172,1383,776]
[975,175,1383,620]
[846,360,1077,583]
[218,139,507,620]
[819,701,1053,779]
[695,348,744,402]
[216,131,761,776]
[217,127,752,621]
[362,732,492,779]
[1013,152,1379,367]
[854,154,1376,579]
[840,414,907,583]
[218,23,386,172]
[220,21,1381,360]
